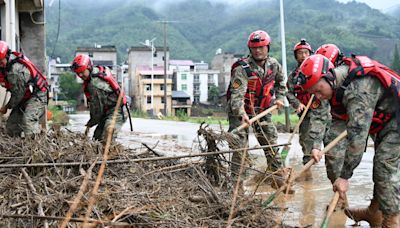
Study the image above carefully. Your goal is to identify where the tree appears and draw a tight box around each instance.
[59,72,82,101]
[391,44,400,73]
[208,84,220,105]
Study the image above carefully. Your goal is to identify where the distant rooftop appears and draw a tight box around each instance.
[76,45,117,52]
[128,46,169,52]
[172,90,190,99]
[169,60,194,66]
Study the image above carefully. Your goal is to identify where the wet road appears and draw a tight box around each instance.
[68,113,374,227]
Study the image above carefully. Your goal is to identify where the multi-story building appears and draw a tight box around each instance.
[135,65,172,115]
[211,50,242,94]
[171,60,219,104]
[48,59,71,102]
[127,46,172,115]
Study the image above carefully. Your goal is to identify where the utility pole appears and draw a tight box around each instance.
[158,20,179,116]
[279,0,290,132]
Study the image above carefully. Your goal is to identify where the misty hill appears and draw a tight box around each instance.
[46,0,400,69]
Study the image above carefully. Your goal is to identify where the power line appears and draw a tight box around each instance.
[50,0,61,58]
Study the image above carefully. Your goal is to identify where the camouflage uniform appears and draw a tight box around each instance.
[3,59,47,137]
[85,67,126,142]
[286,67,331,165]
[331,64,400,215]
[227,56,286,176]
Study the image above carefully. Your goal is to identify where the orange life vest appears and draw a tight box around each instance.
[2,52,48,101]
[83,66,127,105]
[227,59,274,114]
[330,55,400,134]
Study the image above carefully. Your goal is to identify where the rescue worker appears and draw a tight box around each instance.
[70,54,127,142]
[286,39,330,181]
[0,41,48,137]
[298,54,400,227]
[227,30,292,192]
[314,44,347,186]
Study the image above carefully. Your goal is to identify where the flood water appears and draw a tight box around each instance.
[68,113,375,227]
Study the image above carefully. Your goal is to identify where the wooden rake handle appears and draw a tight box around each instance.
[231,105,278,134]
[320,192,340,228]
[262,130,347,207]
[287,94,315,143]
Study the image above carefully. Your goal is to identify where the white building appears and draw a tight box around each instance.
[170,60,219,104]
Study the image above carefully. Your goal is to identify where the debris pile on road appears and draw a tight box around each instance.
[0,128,277,227]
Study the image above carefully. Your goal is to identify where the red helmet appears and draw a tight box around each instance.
[298,54,334,90]
[0,41,10,59]
[71,54,92,74]
[315,44,342,66]
[247,30,271,48]
[293,39,313,53]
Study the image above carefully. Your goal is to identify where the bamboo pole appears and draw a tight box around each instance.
[320,192,340,228]
[262,130,347,207]
[82,91,124,227]
[280,94,315,162]
[0,143,290,169]
[231,105,278,134]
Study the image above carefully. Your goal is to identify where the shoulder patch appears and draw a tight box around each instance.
[311,99,321,109]
[232,79,242,89]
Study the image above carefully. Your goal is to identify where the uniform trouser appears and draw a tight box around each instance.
[298,115,313,165]
[371,120,400,215]
[323,118,347,184]
[93,108,126,142]
[228,113,281,178]
[6,96,46,137]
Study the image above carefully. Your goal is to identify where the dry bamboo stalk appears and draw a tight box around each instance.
[83,91,124,227]
[226,144,248,228]
[0,142,290,169]
[61,161,96,228]
[0,214,130,225]
[21,168,48,227]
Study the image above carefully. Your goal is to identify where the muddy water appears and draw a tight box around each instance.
[68,113,374,227]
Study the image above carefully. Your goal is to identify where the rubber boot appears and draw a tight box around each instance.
[382,213,400,228]
[345,198,383,227]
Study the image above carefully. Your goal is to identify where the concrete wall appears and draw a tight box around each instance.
[19,11,46,73]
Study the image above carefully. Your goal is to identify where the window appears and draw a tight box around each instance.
[145,84,152,91]
[147,96,151,104]
[194,74,199,80]
[194,85,199,91]
[161,97,165,104]
[208,74,213,80]
[181,74,187,80]
[181,84,187,91]
[160,84,164,91]
[194,96,200,103]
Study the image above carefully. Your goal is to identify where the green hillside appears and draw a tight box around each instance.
[46,0,400,69]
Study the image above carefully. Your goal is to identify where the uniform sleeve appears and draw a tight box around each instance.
[272,60,287,102]
[286,70,301,109]
[228,66,247,117]
[6,64,30,109]
[307,99,330,150]
[339,77,381,179]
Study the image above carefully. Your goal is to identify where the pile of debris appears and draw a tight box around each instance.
[0,128,279,227]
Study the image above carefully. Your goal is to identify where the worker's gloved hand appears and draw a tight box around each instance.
[241,113,250,126]
[333,177,349,200]
[311,148,322,163]
[296,103,305,114]
[0,106,7,114]
[274,100,284,110]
